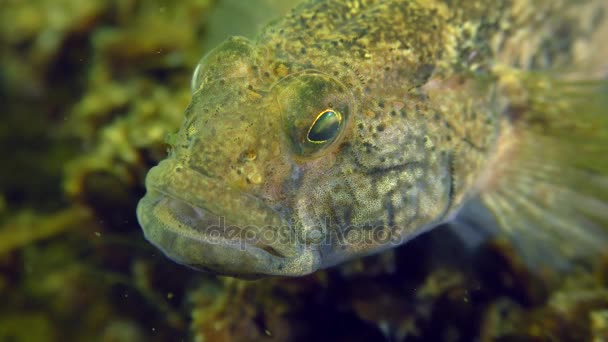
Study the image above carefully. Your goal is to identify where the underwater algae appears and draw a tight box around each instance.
[1,0,608,341]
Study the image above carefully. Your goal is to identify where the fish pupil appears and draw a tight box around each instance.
[307,110,341,143]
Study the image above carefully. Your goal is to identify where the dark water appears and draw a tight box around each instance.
[1,0,607,341]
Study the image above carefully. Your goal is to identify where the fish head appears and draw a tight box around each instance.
[137,36,359,277]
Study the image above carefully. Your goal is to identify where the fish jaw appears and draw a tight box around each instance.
[136,158,321,277]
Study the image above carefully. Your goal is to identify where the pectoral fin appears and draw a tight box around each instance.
[477,69,608,269]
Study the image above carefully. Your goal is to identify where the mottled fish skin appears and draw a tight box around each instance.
[137,0,608,276]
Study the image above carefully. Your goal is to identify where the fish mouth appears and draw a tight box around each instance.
[136,158,320,277]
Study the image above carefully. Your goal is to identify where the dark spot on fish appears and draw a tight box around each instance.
[445,152,456,218]
[364,160,422,178]
[591,7,606,31]
[504,105,526,123]
[259,245,285,258]
[416,63,435,84]
[385,191,396,227]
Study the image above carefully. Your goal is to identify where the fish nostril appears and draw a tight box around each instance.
[240,149,257,162]
[246,172,263,185]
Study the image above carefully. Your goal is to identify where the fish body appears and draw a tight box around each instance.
[137,0,608,276]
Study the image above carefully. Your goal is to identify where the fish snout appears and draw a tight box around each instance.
[136,159,320,277]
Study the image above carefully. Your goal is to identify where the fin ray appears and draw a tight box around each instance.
[477,71,608,269]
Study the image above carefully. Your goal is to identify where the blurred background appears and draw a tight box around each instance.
[1,0,607,341]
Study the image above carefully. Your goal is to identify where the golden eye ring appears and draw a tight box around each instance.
[306,109,343,144]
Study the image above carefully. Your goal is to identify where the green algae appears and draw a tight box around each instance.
[0,207,92,256]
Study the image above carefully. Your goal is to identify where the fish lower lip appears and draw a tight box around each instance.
[144,190,288,258]
[154,191,287,258]
[137,188,290,274]
[136,158,321,276]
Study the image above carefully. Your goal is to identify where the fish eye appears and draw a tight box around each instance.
[307,109,342,143]
[274,72,355,156]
